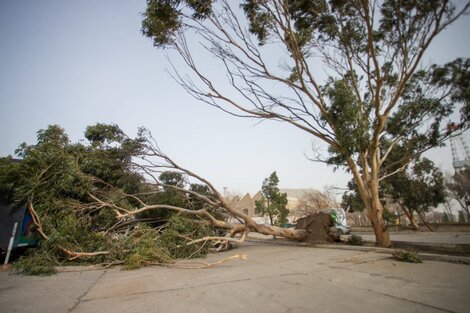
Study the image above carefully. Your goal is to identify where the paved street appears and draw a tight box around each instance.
[1,242,470,313]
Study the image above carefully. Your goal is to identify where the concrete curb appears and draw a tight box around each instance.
[316,244,470,265]
[389,240,470,256]
[246,238,470,265]
[246,237,310,247]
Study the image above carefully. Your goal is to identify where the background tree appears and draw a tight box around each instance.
[295,189,338,217]
[142,0,470,246]
[222,188,242,209]
[442,212,450,223]
[442,197,456,223]
[447,167,470,221]
[342,178,399,225]
[342,179,367,213]
[458,210,468,223]
[343,155,446,230]
[384,157,446,231]
[255,172,289,226]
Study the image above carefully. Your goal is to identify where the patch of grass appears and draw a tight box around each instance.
[346,234,364,246]
[392,250,422,263]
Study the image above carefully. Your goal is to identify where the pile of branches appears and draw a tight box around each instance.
[0,124,305,275]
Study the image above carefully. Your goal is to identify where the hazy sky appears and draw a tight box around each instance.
[1,1,469,196]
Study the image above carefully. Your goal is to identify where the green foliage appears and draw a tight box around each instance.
[430,59,470,125]
[347,234,364,246]
[447,167,470,221]
[325,79,369,163]
[0,157,21,202]
[341,179,364,212]
[142,1,470,247]
[385,65,459,150]
[0,124,140,270]
[121,225,173,270]
[142,0,213,47]
[343,154,445,222]
[91,207,119,231]
[392,250,422,264]
[84,123,124,146]
[255,172,289,225]
[382,208,397,225]
[242,0,273,45]
[13,250,57,276]
[81,124,144,194]
[141,0,182,47]
[159,171,185,187]
[122,215,211,270]
[49,216,113,261]
[136,172,218,223]
[0,124,219,274]
[158,214,210,259]
[384,156,446,218]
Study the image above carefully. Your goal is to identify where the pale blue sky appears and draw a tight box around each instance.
[1,1,469,195]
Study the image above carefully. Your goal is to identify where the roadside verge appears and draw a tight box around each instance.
[245,236,470,265]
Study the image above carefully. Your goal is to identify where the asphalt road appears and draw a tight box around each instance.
[1,242,470,313]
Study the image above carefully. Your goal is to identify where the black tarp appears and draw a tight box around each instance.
[0,192,39,251]
[0,196,26,250]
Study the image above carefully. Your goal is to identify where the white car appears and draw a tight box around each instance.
[335,224,351,235]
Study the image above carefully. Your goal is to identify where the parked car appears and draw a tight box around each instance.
[334,224,351,235]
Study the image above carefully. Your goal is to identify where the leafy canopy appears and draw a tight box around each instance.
[0,124,217,274]
[384,157,446,215]
[447,166,470,220]
[141,0,470,246]
[255,171,289,225]
[141,0,470,175]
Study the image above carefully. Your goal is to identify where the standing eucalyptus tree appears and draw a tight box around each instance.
[142,0,469,246]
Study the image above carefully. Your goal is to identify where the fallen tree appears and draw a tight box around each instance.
[1,124,319,275]
[117,128,308,241]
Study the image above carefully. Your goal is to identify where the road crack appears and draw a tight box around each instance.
[364,288,459,313]
[68,270,107,312]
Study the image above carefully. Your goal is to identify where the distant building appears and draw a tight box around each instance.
[233,191,263,217]
[231,188,321,217]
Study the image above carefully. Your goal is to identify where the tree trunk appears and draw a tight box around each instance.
[417,212,434,232]
[349,158,391,247]
[255,224,306,240]
[400,205,419,230]
[368,198,391,247]
[408,215,420,231]
[463,204,470,222]
[455,198,470,222]
[230,223,306,241]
